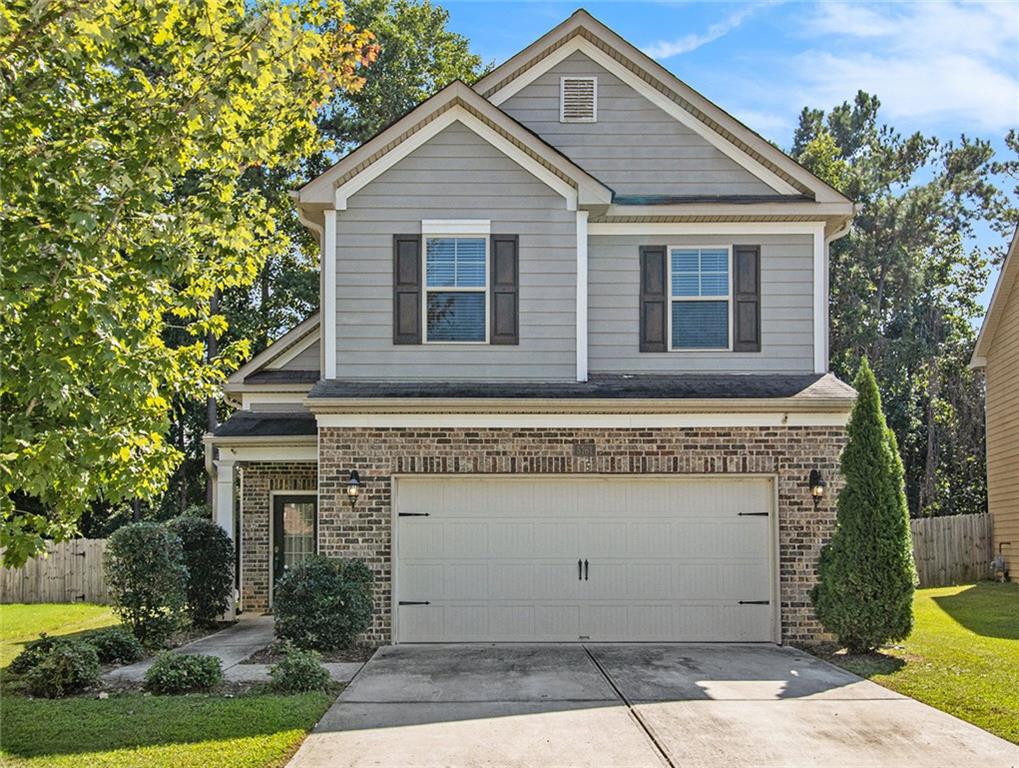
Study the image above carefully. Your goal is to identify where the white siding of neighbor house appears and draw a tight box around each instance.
[500,51,778,198]
[334,122,577,380]
[588,234,815,374]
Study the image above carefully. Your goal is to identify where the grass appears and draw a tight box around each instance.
[0,604,338,767]
[0,692,335,768]
[827,581,1019,744]
[0,603,117,667]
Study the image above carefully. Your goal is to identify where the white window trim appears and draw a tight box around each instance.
[422,234,490,345]
[667,245,733,353]
[560,75,598,123]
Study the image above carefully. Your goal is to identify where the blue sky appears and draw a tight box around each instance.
[442,0,1019,309]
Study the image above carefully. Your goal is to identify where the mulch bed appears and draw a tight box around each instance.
[242,643,376,665]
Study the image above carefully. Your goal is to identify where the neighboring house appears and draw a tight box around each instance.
[971,226,1019,580]
[205,9,857,645]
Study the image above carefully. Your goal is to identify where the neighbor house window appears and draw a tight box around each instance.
[425,237,488,342]
[669,247,731,350]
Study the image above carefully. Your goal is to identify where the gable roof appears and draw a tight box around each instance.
[225,312,320,391]
[297,80,613,211]
[971,226,1019,369]
[473,9,851,206]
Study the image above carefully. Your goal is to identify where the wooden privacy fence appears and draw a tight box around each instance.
[911,513,993,587]
[0,539,110,604]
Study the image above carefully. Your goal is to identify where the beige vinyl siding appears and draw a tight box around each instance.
[335,122,577,380]
[274,338,320,371]
[500,51,777,197]
[588,234,814,374]
[985,279,1019,566]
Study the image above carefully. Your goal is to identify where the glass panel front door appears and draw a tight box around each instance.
[273,495,316,584]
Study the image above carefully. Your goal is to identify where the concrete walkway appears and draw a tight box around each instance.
[287,644,1019,768]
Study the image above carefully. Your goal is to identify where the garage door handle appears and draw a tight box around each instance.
[578,559,582,580]
[584,559,589,581]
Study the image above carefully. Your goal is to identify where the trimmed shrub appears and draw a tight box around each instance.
[168,515,234,627]
[84,626,145,664]
[105,522,187,648]
[143,652,222,694]
[812,358,917,652]
[273,556,373,650]
[8,633,58,674]
[269,643,331,693]
[24,639,101,698]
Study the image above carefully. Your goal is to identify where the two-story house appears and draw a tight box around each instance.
[206,9,856,646]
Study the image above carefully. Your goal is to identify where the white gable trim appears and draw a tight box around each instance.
[266,328,320,370]
[488,37,799,197]
[226,313,320,384]
[333,106,579,211]
[323,210,337,379]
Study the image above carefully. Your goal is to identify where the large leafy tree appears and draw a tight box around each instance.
[0,0,376,565]
[793,92,1014,518]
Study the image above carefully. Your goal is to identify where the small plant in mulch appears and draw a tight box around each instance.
[243,639,375,665]
[268,643,331,693]
[24,639,102,698]
[143,653,223,695]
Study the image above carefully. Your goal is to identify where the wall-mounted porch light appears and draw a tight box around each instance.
[346,470,361,507]
[808,469,826,508]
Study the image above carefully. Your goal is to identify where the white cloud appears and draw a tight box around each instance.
[643,4,765,59]
[794,2,1019,131]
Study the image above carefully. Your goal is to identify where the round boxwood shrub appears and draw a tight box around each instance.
[143,652,222,694]
[168,515,234,627]
[25,639,101,698]
[85,626,145,664]
[8,633,58,674]
[273,556,373,651]
[269,643,331,693]
[105,522,187,648]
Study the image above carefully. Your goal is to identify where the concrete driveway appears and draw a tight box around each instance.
[288,644,1018,768]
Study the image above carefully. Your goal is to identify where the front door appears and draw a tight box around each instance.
[272,495,317,586]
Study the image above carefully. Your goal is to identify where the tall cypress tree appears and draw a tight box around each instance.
[812,358,917,652]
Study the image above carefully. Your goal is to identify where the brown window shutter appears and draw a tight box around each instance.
[490,235,519,345]
[639,245,667,352]
[733,244,761,352]
[393,235,422,344]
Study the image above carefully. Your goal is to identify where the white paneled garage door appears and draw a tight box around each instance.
[394,476,776,643]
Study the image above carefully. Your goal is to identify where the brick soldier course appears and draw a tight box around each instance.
[310,426,846,645]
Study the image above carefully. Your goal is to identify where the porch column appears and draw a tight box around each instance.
[213,458,237,540]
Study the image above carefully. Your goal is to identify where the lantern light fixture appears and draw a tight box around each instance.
[808,468,826,507]
[346,470,361,506]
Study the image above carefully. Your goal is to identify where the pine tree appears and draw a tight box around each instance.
[812,358,917,652]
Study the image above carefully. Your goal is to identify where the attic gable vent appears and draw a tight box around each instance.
[560,76,597,122]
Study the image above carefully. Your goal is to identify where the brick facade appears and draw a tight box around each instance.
[313,425,847,645]
[239,461,317,612]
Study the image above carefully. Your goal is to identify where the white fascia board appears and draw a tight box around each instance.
[323,210,337,379]
[812,222,826,374]
[219,444,317,462]
[972,226,1019,364]
[240,392,313,410]
[316,411,850,429]
[589,222,821,236]
[265,328,320,370]
[576,210,589,382]
[488,37,799,197]
[601,202,854,220]
[333,107,579,211]
[422,220,492,236]
[226,313,321,384]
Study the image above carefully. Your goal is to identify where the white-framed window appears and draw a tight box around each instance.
[423,236,489,343]
[560,76,597,122]
[668,246,732,351]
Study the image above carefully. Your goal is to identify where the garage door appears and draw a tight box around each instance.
[394,476,775,643]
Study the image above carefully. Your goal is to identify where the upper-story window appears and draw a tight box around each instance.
[669,247,731,350]
[425,236,488,343]
[560,76,597,122]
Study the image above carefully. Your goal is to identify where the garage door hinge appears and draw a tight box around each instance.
[738,600,770,605]
[737,512,769,516]
[398,513,430,517]
[398,601,431,606]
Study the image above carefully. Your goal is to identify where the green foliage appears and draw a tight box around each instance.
[24,639,101,698]
[143,652,222,694]
[268,642,331,693]
[794,92,1014,517]
[104,522,187,648]
[83,626,145,665]
[8,633,58,675]
[0,0,376,565]
[167,515,234,626]
[273,556,373,650]
[813,359,917,652]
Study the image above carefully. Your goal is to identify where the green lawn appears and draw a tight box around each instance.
[0,693,335,768]
[829,581,1019,744]
[0,603,117,667]
[0,604,337,767]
